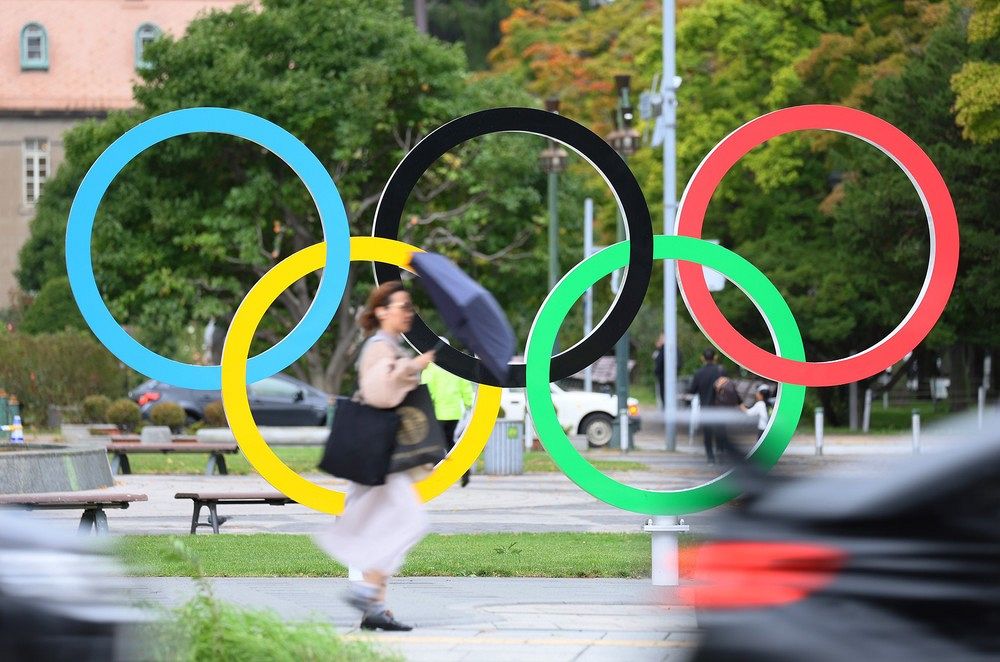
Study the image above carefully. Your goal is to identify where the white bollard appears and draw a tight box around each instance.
[688,395,699,447]
[862,389,872,433]
[815,407,824,456]
[912,410,921,454]
[978,386,986,431]
[644,516,690,586]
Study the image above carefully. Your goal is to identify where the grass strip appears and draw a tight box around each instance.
[119,532,657,578]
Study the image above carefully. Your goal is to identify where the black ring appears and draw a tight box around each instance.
[371,107,653,387]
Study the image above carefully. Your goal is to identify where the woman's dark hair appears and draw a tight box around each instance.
[359,281,406,333]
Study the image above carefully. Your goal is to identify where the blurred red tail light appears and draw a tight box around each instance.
[680,541,846,610]
[137,392,161,406]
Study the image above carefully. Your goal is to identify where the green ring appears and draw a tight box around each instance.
[525,235,806,514]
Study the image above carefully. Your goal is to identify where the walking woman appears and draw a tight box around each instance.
[316,281,436,632]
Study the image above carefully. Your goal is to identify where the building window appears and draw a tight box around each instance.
[135,23,162,69]
[23,138,49,206]
[21,23,49,70]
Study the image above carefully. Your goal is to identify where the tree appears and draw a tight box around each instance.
[19,0,545,392]
[406,0,512,70]
[486,0,998,420]
[951,0,1000,143]
[833,8,1000,404]
[18,277,87,335]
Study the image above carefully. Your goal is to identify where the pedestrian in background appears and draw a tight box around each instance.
[316,281,435,632]
[653,334,665,406]
[741,385,771,441]
[687,348,727,464]
[422,337,474,487]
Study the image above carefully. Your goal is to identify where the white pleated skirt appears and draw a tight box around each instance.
[315,471,430,576]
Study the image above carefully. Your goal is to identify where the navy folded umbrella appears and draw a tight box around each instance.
[410,252,516,382]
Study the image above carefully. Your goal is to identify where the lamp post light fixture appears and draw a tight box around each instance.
[540,97,568,318]
[606,75,637,452]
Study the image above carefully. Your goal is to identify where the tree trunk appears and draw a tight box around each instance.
[413,0,429,33]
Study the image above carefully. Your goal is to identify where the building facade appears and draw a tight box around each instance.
[0,0,244,304]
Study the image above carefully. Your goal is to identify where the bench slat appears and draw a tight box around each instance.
[0,491,148,506]
[106,443,238,453]
[175,492,294,502]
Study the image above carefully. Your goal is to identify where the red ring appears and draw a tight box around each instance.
[676,105,959,387]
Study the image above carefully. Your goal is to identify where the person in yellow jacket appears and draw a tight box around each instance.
[421,343,474,487]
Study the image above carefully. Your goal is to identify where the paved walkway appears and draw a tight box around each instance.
[18,425,964,661]
[21,428,931,537]
[128,577,697,662]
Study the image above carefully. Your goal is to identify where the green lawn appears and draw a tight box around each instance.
[119,532,658,578]
[115,447,648,475]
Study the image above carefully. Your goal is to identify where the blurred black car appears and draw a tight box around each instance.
[686,416,1000,661]
[0,511,147,661]
[129,373,330,426]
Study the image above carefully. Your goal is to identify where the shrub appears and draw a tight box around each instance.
[150,402,186,432]
[81,395,112,423]
[202,400,228,427]
[0,330,130,427]
[106,398,141,432]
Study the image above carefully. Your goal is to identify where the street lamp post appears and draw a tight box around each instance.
[539,98,567,353]
[539,98,567,291]
[607,75,640,452]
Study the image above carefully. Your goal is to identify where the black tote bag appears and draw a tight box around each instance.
[319,397,399,486]
[387,384,447,474]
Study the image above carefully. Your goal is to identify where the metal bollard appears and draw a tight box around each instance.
[644,516,690,586]
[0,392,8,442]
[862,389,872,433]
[327,397,336,430]
[912,409,921,454]
[815,407,824,456]
[978,386,986,431]
[883,391,889,410]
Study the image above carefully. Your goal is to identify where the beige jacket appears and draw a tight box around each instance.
[357,331,423,408]
[357,331,434,480]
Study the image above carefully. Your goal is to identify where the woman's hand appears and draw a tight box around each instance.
[415,350,436,369]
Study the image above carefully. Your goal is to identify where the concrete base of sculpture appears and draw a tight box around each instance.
[197,426,329,446]
[0,444,114,494]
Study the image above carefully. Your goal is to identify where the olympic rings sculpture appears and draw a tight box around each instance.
[65,104,959,515]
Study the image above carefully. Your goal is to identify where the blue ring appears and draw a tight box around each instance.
[65,108,350,390]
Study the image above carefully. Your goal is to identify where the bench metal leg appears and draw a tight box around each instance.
[110,453,131,475]
[93,509,109,535]
[78,509,96,534]
[208,504,221,534]
[205,453,228,476]
[190,501,203,534]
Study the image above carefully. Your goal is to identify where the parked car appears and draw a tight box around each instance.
[499,383,641,447]
[685,413,1000,661]
[128,373,330,426]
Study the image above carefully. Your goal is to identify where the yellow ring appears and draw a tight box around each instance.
[220,237,501,514]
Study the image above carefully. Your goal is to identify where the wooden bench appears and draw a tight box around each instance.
[175,492,295,534]
[0,491,147,535]
[115,434,199,444]
[106,442,239,475]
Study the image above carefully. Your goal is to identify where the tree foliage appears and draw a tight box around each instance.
[951,0,1000,143]
[487,0,997,419]
[20,0,546,392]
